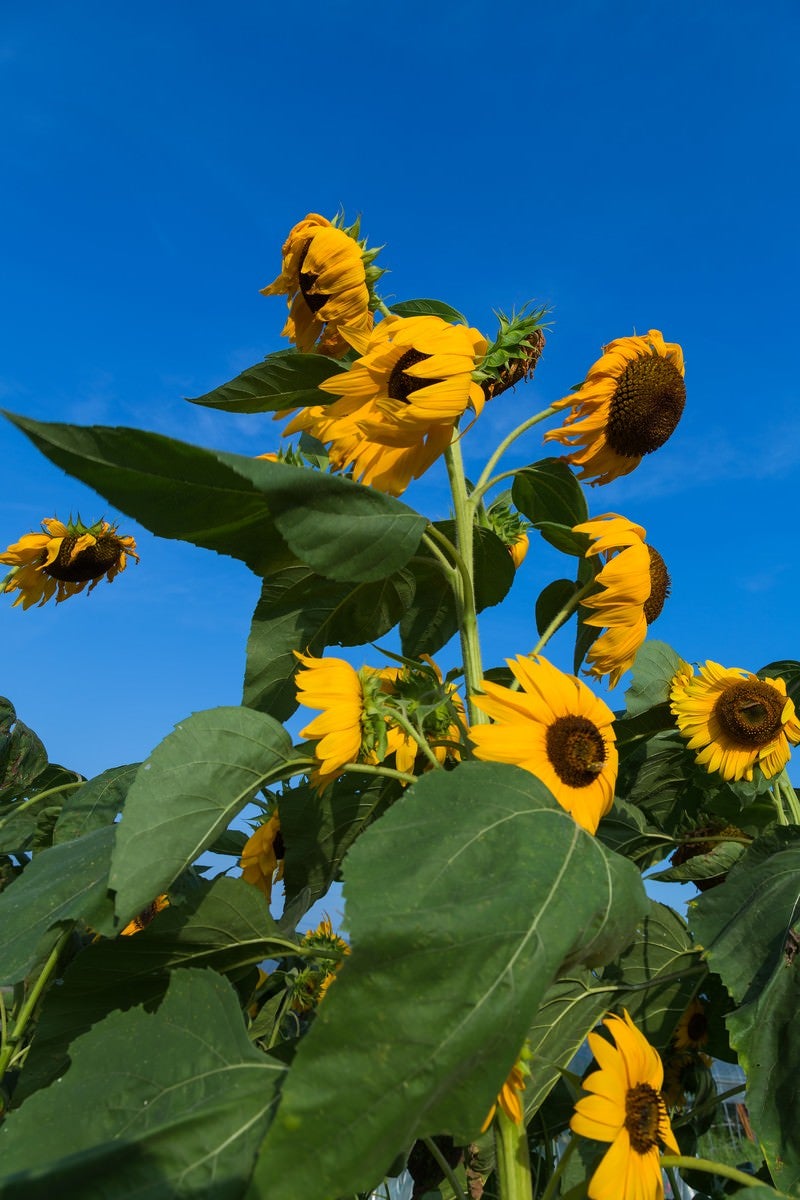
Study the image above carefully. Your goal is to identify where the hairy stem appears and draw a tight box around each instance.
[659,1155,772,1190]
[444,437,488,726]
[494,1108,533,1200]
[0,926,73,1085]
[470,406,557,504]
[421,1136,468,1199]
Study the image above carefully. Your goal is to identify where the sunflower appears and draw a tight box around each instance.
[282,314,488,496]
[120,894,169,936]
[672,998,709,1053]
[240,812,284,903]
[571,1010,679,1200]
[470,655,618,834]
[381,654,466,774]
[480,1061,528,1132]
[573,513,670,688]
[544,331,685,485]
[1,517,138,610]
[670,660,800,782]
[261,212,380,354]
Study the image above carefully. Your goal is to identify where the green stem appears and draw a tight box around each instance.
[444,437,488,726]
[509,579,596,691]
[470,405,557,503]
[468,468,523,508]
[375,297,394,319]
[0,780,84,835]
[380,704,443,772]
[421,1136,468,1199]
[0,926,72,1085]
[495,1108,533,1200]
[776,771,800,824]
[659,1155,772,1190]
[539,1133,578,1200]
[338,762,418,786]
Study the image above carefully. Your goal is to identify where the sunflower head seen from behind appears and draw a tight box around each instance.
[544,330,685,485]
[261,212,383,355]
[240,811,284,903]
[573,513,671,688]
[1,516,138,610]
[670,660,800,783]
[469,655,618,834]
[571,1010,679,1200]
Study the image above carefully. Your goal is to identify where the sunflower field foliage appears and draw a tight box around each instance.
[2,210,800,1200]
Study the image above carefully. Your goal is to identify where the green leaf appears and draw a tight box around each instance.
[281,773,401,910]
[248,762,647,1200]
[535,579,578,639]
[390,298,468,324]
[523,969,610,1120]
[0,969,284,1199]
[109,706,295,926]
[532,522,591,557]
[759,659,800,711]
[0,826,116,984]
[400,522,514,657]
[243,565,416,721]
[624,640,685,717]
[0,697,47,805]
[690,829,800,1194]
[649,839,746,883]
[4,414,427,584]
[52,763,139,844]
[596,799,672,871]
[187,351,347,413]
[512,459,589,529]
[16,877,293,1100]
[616,730,701,835]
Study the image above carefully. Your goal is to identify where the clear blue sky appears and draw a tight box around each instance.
[2,2,798,916]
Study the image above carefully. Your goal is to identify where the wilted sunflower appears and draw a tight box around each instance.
[571,1010,679,1200]
[573,513,670,688]
[240,812,284,903]
[470,655,618,834]
[282,314,488,496]
[120,894,169,936]
[261,212,380,354]
[670,660,800,782]
[544,330,685,485]
[1,517,138,610]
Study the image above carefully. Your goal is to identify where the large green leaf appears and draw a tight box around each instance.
[243,564,416,720]
[280,772,401,910]
[0,826,116,984]
[248,762,647,1200]
[0,697,47,806]
[4,414,427,584]
[187,351,347,413]
[758,659,800,710]
[0,969,284,1199]
[16,877,294,1100]
[512,458,589,529]
[690,829,800,1195]
[624,640,685,716]
[390,298,468,324]
[109,706,296,925]
[400,522,514,657]
[52,763,138,844]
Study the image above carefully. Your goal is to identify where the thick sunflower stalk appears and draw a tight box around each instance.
[1,207,798,1200]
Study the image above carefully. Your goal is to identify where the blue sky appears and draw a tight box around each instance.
[2,2,799,916]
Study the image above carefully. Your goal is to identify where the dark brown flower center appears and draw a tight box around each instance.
[387,348,441,403]
[643,546,670,624]
[606,354,686,458]
[713,680,785,748]
[297,237,330,315]
[545,716,606,788]
[43,535,123,583]
[687,1012,708,1044]
[625,1083,663,1154]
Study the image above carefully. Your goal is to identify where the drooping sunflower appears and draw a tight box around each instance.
[544,330,685,485]
[120,894,169,936]
[1,517,138,610]
[261,212,381,354]
[282,314,489,496]
[470,655,618,834]
[571,1010,679,1200]
[240,812,285,903]
[573,513,670,688]
[670,660,800,783]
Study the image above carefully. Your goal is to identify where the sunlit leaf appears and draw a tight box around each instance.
[187,351,347,413]
[390,298,468,324]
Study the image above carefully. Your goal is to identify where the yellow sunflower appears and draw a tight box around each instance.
[380,654,466,774]
[470,655,618,834]
[544,331,685,485]
[672,998,709,1053]
[670,660,800,782]
[240,811,285,903]
[571,1010,679,1200]
[1,517,138,610]
[261,212,379,354]
[282,314,489,496]
[481,1060,528,1132]
[120,894,169,936]
[573,513,670,688]
[508,531,530,570]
